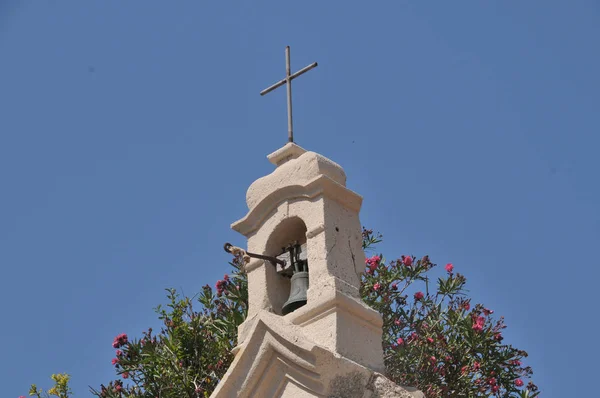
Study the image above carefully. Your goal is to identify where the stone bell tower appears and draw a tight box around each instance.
[233,142,382,370]
[210,47,421,398]
[211,144,422,398]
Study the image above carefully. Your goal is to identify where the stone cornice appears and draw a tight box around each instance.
[287,284,383,332]
[232,174,362,237]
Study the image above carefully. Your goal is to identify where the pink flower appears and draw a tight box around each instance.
[414,291,424,300]
[111,357,119,365]
[122,372,129,379]
[445,263,454,273]
[402,256,413,267]
[429,356,436,365]
[112,333,128,349]
[494,333,503,341]
[365,255,381,271]
[463,301,471,311]
[365,255,380,264]
[373,282,381,291]
[472,316,485,332]
[483,308,494,316]
[488,377,497,386]
[515,379,524,387]
[397,337,404,345]
[427,337,434,343]
[391,282,398,290]
[473,361,481,371]
[216,279,226,296]
[394,319,401,326]
[223,274,229,281]
[116,349,123,356]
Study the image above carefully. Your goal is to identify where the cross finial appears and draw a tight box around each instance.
[260,46,318,143]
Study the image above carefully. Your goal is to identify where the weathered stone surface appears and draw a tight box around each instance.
[328,371,367,398]
[366,373,425,398]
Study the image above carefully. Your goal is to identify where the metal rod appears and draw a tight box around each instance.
[292,245,300,273]
[286,46,293,143]
[223,243,286,267]
[260,78,286,96]
[258,62,318,96]
[289,62,318,81]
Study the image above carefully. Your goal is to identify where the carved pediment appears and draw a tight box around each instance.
[210,311,423,398]
[210,311,328,398]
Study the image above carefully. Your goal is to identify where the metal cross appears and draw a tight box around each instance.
[260,46,318,143]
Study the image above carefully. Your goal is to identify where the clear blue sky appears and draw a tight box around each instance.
[1,1,598,397]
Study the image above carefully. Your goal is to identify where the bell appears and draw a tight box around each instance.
[282,271,309,315]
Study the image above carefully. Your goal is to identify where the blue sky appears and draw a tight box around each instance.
[1,1,598,397]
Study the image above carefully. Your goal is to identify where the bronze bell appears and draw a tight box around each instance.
[281,242,309,315]
[282,271,309,315]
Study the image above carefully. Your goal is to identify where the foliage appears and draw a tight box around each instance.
[24,229,539,398]
[89,256,247,398]
[359,229,539,398]
[26,373,72,398]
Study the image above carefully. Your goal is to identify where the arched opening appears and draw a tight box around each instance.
[264,217,308,315]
